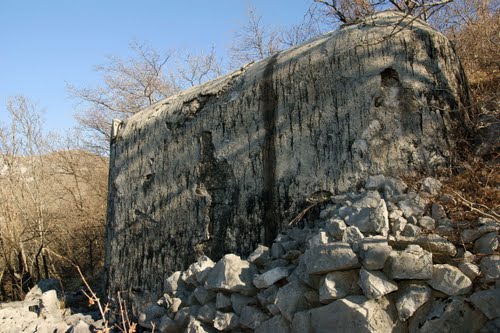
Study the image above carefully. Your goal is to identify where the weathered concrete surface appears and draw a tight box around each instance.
[105,11,470,295]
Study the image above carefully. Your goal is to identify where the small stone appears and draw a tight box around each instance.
[213,311,239,331]
[205,254,257,295]
[395,283,431,321]
[391,216,407,235]
[239,306,270,330]
[358,268,398,300]
[461,229,482,243]
[474,232,498,255]
[197,303,216,323]
[480,255,500,282]
[431,203,447,221]
[303,243,358,275]
[255,315,291,333]
[428,264,472,295]
[470,289,500,319]
[185,318,212,333]
[138,305,165,329]
[230,294,255,315]
[174,306,200,327]
[256,285,278,306]
[370,199,390,236]
[342,226,364,251]
[281,240,299,252]
[384,177,408,197]
[164,271,186,296]
[215,293,231,311]
[325,218,346,240]
[158,315,179,333]
[385,245,433,280]
[365,174,386,191]
[271,242,285,258]
[291,310,312,333]
[399,198,424,218]
[401,223,422,237]
[458,262,480,281]
[248,245,270,266]
[418,216,436,230]
[319,270,361,303]
[275,280,314,321]
[360,242,392,270]
[183,255,215,285]
[310,296,395,332]
[193,287,215,305]
[420,177,442,196]
[253,266,289,289]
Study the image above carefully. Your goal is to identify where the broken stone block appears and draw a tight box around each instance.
[470,289,500,319]
[370,199,389,236]
[247,245,270,266]
[384,245,433,280]
[365,175,386,191]
[255,315,291,333]
[230,294,255,315]
[174,306,200,328]
[291,310,313,333]
[420,177,442,196]
[325,218,346,240]
[342,226,364,252]
[319,270,361,303]
[360,240,392,270]
[213,311,239,331]
[183,256,215,286]
[256,285,278,306]
[358,268,398,300]
[215,293,231,311]
[395,283,431,321]
[303,243,358,275]
[474,232,499,255]
[193,287,215,305]
[310,295,395,332]
[401,223,422,237]
[205,254,257,295]
[427,264,472,295]
[275,280,314,321]
[239,305,270,330]
[418,216,436,231]
[458,262,480,281]
[253,266,289,289]
[185,317,214,333]
[480,255,500,282]
[196,303,216,323]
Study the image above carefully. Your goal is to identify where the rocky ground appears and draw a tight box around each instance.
[1,174,499,332]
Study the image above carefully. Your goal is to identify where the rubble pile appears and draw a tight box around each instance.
[132,175,499,333]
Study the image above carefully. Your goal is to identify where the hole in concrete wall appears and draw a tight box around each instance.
[381,68,400,87]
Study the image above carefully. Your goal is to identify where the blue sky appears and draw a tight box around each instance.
[0,0,313,133]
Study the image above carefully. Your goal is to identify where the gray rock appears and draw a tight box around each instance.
[253,266,289,289]
[391,216,408,235]
[384,177,408,197]
[215,293,231,311]
[480,318,500,333]
[480,255,500,282]
[325,218,347,240]
[418,216,436,230]
[319,270,361,303]
[303,243,359,275]
[385,245,433,280]
[292,257,323,289]
[431,203,447,221]
[139,305,166,329]
[158,315,179,333]
[248,245,271,266]
[185,317,214,333]
[230,294,255,315]
[197,303,216,323]
[411,297,487,333]
[275,280,314,321]
[461,229,482,243]
[428,264,472,295]
[391,234,457,259]
[370,199,390,236]
[310,295,395,332]
[193,286,215,305]
[474,232,499,255]
[458,262,480,281]
[360,241,392,270]
[255,315,291,333]
[257,285,279,306]
[399,198,425,218]
[358,268,398,300]
[213,311,239,331]
[40,290,62,320]
[306,232,329,248]
[183,256,215,286]
[420,177,442,196]
[365,175,386,191]
[401,223,422,237]
[69,321,91,333]
[292,310,313,333]
[470,289,500,319]
[342,226,364,251]
[174,305,200,327]
[205,254,257,295]
[24,279,62,301]
[239,305,270,329]
[271,242,285,258]
[395,283,431,321]
[164,271,186,296]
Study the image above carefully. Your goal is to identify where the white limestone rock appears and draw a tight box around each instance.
[384,245,433,280]
[213,311,239,331]
[358,268,398,300]
[319,270,361,303]
[303,243,359,275]
[205,254,257,295]
[275,280,314,321]
[480,255,500,282]
[395,283,432,321]
[253,266,289,289]
[427,264,472,295]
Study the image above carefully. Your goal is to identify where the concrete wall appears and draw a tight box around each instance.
[105,12,470,295]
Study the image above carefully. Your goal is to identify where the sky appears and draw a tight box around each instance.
[0,0,313,133]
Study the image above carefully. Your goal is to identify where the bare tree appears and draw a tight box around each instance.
[230,6,283,66]
[175,46,224,87]
[68,41,178,154]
